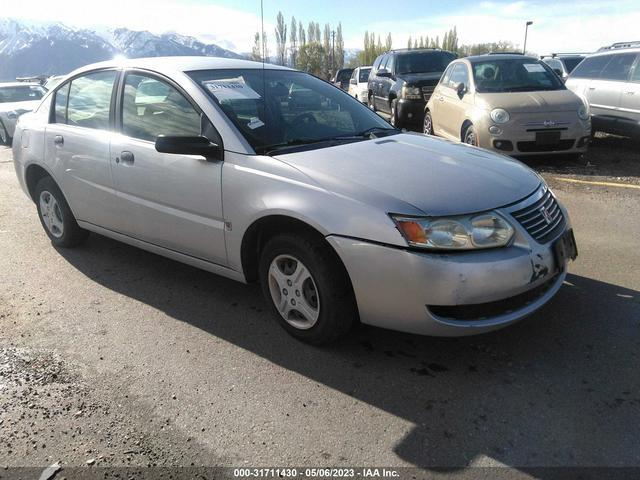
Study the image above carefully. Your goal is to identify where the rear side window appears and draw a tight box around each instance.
[67,71,117,130]
[631,56,640,83]
[122,73,201,142]
[54,83,70,124]
[599,53,636,81]
[570,55,612,79]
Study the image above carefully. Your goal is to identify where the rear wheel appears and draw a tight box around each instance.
[35,176,88,248]
[259,232,357,345]
[463,123,478,146]
[423,110,434,135]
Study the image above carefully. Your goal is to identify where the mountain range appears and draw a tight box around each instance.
[0,18,243,81]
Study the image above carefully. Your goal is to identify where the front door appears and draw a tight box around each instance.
[110,71,227,266]
[438,63,471,139]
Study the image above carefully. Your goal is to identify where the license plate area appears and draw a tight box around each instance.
[553,229,578,271]
[536,130,561,145]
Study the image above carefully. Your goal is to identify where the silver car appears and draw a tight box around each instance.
[0,82,47,145]
[566,43,640,138]
[13,57,578,344]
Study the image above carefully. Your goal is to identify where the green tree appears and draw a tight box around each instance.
[251,32,262,61]
[336,23,345,70]
[290,16,298,67]
[274,11,287,66]
[296,42,326,76]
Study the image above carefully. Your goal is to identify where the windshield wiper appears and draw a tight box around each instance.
[353,126,400,138]
[259,137,344,155]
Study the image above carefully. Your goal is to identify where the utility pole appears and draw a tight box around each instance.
[523,21,533,54]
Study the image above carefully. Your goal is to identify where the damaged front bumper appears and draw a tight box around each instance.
[327,187,573,337]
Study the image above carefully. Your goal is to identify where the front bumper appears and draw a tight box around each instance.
[327,188,573,336]
[477,117,591,156]
[396,98,425,124]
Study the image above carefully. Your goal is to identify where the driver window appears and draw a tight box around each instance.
[122,73,202,142]
[448,64,469,89]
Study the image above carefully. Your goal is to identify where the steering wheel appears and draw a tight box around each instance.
[291,112,317,125]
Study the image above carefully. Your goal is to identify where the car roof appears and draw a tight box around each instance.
[465,54,539,62]
[66,56,293,79]
[588,47,640,57]
[0,82,43,88]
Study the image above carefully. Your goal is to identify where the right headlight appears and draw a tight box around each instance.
[490,108,510,124]
[391,212,515,250]
[402,86,422,100]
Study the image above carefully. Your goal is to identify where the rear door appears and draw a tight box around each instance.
[430,64,454,136]
[110,71,227,266]
[591,53,636,117]
[44,70,121,230]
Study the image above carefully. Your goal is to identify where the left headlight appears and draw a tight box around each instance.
[490,108,510,124]
[391,212,515,250]
[577,103,590,120]
[402,86,422,99]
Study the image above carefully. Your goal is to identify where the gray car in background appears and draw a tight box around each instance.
[12,57,577,344]
[0,82,47,145]
[566,42,640,137]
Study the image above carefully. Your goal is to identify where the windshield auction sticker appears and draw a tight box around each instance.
[523,63,546,73]
[204,77,261,101]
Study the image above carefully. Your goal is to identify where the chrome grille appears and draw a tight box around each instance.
[422,86,435,101]
[511,188,566,244]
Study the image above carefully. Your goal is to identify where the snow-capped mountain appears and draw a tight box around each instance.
[0,18,242,81]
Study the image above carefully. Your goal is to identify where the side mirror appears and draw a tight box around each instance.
[456,82,467,97]
[377,68,391,78]
[155,135,222,161]
[350,78,357,85]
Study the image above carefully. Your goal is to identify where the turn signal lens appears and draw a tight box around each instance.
[396,219,427,245]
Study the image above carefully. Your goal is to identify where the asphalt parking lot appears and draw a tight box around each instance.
[1,137,639,476]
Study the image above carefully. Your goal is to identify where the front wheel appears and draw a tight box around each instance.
[369,93,376,111]
[423,111,434,135]
[0,119,10,146]
[390,99,402,128]
[259,233,357,345]
[463,124,478,146]
[35,176,88,248]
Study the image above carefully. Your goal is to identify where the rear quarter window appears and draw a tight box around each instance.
[570,55,612,79]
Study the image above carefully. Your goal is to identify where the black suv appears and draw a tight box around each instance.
[367,49,456,127]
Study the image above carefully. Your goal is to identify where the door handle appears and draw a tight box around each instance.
[625,91,635,95]
[53,135,64,146]
[120,151,135,164]
[438,96,445,102]
[588,87,596,90]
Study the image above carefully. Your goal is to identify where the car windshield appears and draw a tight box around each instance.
[562,57,584,73]
[396,52,456,74]
[472,59,565,93]
[0,85,46,103]
[358,68,371,83]
[189,69,396,154]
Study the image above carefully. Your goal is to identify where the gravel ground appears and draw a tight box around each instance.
[0,140,639,478]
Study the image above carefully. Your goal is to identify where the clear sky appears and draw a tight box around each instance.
[3,0,639,55]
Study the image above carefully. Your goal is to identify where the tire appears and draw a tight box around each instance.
[463,123,478,146]
[259,232,357,345]
[35,176,88,248]
[390,98,402,128]
[423,110,434,135]
[0,119,10,146]
[369,93,376,111]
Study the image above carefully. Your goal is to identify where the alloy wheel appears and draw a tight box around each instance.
[39,190,64,238]
[268,254,320,330]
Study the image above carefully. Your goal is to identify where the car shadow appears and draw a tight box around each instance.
[57,233,640,472]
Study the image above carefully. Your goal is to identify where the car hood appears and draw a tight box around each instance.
[476,89,583,113]
[0,100,40,114]
[397,72,443,88]
[273,133,541,216]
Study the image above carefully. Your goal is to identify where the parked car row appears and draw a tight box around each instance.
[0,82,47,145]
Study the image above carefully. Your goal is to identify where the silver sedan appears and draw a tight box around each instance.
[12,57,577,344]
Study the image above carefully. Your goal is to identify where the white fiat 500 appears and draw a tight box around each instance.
[13,57,577,344]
